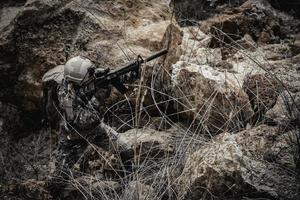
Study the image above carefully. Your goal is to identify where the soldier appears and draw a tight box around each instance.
[44,57,99,137]
[42,56,131,196]
[42,49,167,197]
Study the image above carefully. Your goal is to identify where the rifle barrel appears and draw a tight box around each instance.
[108,60,137,78]
[144,48,168,63]
[109,48,168,77]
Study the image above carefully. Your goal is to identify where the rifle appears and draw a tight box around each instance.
[81,48,168,96]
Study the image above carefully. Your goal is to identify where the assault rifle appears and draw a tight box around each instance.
[80,48,168,97]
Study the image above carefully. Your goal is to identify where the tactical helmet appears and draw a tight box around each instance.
[64,56,95,85]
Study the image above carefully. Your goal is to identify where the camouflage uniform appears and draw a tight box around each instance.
[42,73,103,196]
[42,58,130,197]
[57,80,100,137]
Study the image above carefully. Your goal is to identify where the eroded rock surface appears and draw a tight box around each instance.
[178,125,298,199]
[172,60,254,133]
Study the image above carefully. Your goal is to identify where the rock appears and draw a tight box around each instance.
[216,60,234,71]
[177,27,217,65]
[269,0,300,19]
[161,24,265,134]
[164,8,298,133]
[74,145,122,177]
[216,33,257,60]
[2,180,51,200]
[0,0,87,113]
[125,21,170,52]
[262,44,292,61]
[235,34,257,51]
[161,23,183,74]
[171,61,254,133]
[178,125,298,199]
[0,102,23,139]
[0,0,27,8]
[149,116,172,131]
[0,3,24,101]
[243,74,282,121]
[65,176,120,199]
[170,0,247,26]
[138,23,182,117]
[0,61,16,100]
[234,43,300,95]
[258,30,272,44]
[292,53,300,65]
[266,60,300,93]
[266,90,300,127]
[122,181,157,200]
[201,0,299,48]
[164,11,300,133]
[290,39,300,56]
[121,128,174,161]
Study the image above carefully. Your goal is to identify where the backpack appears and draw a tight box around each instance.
[41,65,64,128]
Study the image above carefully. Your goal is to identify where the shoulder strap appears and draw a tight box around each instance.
[41,80,60,127]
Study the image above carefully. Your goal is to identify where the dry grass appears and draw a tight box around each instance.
[46,2,300,200]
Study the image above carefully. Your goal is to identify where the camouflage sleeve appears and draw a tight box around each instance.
[72,97,101,131]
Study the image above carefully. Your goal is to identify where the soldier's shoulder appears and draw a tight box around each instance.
[42,65,65,84]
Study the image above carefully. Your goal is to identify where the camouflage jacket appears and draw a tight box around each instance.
[57,81,100,134]
[42,65,101,139]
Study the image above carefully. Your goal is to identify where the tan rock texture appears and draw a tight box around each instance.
[178,125,298,199]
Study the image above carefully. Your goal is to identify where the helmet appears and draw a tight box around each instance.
[64,56,95,85]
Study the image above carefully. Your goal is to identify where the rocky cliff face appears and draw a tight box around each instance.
[0,0,299,199]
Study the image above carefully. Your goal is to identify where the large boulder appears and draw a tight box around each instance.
[171,60,255,134]
[135,23,182,119]
[177,125,298,199]
[156,24,269,133]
